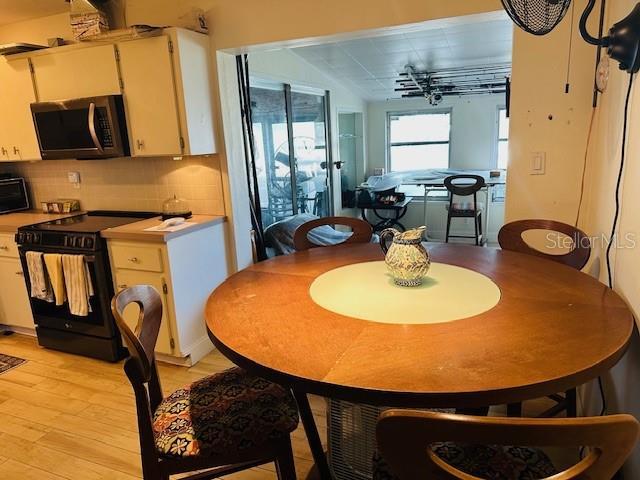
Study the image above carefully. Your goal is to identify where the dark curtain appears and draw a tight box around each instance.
[236,55,268,262]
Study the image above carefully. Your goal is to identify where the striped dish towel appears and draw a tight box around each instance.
[61,255,94,317]
[25,251,54,302]
[44,254,66,306]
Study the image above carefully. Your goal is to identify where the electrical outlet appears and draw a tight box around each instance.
[530,152,546,175]
[67,171,81,189]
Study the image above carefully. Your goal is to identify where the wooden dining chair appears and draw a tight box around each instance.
[375,410,639,480]
[499,219,592,418]
[112,285,299,480]
[498,219,591,270]
[444,175,486,246]
[293,216,373,251]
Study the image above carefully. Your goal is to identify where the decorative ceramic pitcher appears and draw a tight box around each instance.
[379,226,430,287]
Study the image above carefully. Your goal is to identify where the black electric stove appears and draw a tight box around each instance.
[16,210,159,361]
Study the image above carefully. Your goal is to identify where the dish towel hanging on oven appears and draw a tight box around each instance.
[44,254,66,306]
[61,255,94,316]
[25,251,54,302]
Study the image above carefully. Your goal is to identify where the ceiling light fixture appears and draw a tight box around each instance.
[396,64,511,101]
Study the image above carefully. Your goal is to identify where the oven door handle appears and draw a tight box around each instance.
[88,103,104,154]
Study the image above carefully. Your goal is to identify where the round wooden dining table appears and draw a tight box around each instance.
[205,242,634,479]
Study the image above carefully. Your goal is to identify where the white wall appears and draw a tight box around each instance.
[367,94,505,174]
[505,1,596,224]
[579,0,640,475]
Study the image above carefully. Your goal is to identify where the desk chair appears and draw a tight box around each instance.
[375,410,639,480]
[444,175,486,246]
[112,285,299,480]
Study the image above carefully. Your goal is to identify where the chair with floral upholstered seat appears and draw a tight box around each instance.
[112,285,299,480]
[374,409,638,480]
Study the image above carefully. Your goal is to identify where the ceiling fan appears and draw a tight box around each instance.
[501,0,640,73]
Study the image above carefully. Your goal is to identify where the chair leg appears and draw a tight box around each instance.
[478,213,484,245]
[275,437,297,480]
[507,402,523,417]
[566,388,578,418]
[474,212,479,246]
[445,214,452,243]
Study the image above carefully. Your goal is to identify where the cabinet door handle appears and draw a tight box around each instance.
[136,139,145,150]
[117,284,128,290]
[1,147,7,156]
[15,271,24,276]
[0,245,8,250]
[127,257,140,263]
[13,146,19,155]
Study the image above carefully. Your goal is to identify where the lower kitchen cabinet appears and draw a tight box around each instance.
[107,220,229,365]
[0,234,35,332]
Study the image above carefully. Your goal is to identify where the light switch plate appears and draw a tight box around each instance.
[530,152,546,175]
[67,171,80,183]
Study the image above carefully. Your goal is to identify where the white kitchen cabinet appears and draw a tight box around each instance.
[32,44,121,101]
[107,220,229,365]
[117,36,183,156]
[0,234,35,332]
[0,58,41,162]
[117,29,217,156]
[166,28,217,156]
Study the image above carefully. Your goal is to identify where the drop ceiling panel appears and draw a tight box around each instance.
[290,13,513,101]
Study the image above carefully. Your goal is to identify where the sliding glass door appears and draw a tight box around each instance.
[249,82,332,230]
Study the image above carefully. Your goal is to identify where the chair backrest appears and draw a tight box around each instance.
[293,216,373,251]
[377,410,639,480]
[444,175,485,211]
[444,175,486,197]
[498,219,591,270]
[111,285,165,470]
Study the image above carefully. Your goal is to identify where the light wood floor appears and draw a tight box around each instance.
[0,333,578,480]
[0,333,325,480]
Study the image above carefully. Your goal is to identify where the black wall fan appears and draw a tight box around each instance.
[500,0,572,35]
[502,0,640,73]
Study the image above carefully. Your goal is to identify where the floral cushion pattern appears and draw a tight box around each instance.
[373,443,557,480]
[152,367,299,458]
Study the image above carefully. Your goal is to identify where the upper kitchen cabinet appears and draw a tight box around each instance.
[118,28,217,156]
[31,44,121,101]
[0,58,41,162]
[166,28,217,156]
[117,36,183,156]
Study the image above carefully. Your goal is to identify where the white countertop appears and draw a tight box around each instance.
[100,215,226,243]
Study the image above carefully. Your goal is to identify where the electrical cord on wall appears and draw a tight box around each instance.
[579,75,635,461]
[575,108,597,227]
[606,73,635,289]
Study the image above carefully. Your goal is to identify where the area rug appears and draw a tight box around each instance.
[0,353,26,374]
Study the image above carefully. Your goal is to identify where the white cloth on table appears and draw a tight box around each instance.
[61,255,94,316]
[25,251,54,302]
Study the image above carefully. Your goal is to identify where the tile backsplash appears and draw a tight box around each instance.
[3,155,226,215]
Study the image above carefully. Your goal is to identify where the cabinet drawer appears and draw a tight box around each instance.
[110,244,163,272]
[0,234,19,258]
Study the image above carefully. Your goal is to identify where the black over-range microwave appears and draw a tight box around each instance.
[0,177,29,214]
[30,94,130,160]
